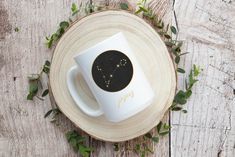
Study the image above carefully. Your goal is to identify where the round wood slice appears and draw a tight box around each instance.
[50,10,176,142]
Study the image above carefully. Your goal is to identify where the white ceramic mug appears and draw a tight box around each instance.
[67,32,154,122]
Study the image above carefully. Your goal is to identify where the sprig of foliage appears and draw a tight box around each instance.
[42,89,49,97]
[113,121,169,157]
[71,3,79,16]
[135,0,188,74]
[171,65,201,112]
[134,143,154,157]
[144,133,159,143]
[135,0,155,19]
[46,2,103,49]
[44,108,61,122]
[46,21,69,48]
[153,19,186,67]
[134,121,170,157]
[27,60,50,100]
[66,130,93,157]
[156,121,171,136]
[134,3,201,114]
[84,3,95,14]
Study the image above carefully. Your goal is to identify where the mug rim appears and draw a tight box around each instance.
[73,32,125,60]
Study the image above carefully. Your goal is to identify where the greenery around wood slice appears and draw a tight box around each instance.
[26,1,201,157]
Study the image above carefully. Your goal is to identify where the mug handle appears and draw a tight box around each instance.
[66,66,104,117]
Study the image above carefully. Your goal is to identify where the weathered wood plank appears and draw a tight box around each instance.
[0,0,173,156]
[0,0,89,157]
[171,0,235,156]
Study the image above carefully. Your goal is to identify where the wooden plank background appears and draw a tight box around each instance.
[0,0,234,156]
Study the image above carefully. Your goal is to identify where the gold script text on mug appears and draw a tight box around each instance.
[118,91,134,108]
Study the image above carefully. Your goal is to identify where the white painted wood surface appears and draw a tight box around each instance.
[0,0,234,156]
[171,0,235,157]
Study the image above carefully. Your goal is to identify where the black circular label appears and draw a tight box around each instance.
[92,50,133,92]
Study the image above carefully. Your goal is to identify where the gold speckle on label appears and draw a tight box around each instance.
[118,91,134,108]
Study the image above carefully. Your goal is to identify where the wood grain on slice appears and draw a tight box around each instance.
[50,10,176,141]
[171,0,235,157]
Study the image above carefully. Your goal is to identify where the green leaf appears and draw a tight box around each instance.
[156,22,164,29]
[79,145,93,157]
[174,90,187,104]
[175,56,180,64]
[113,143,119,151]
[135,9,142,14]
[177,98,187,105]
[44,108,61,118]
[42,89,49,97]
[193,64,200,77]
[28,74,40,81]
[182,110,188,113]
[141,152,145,157]
[71,3,78,12]
[177,68,185,73]
[139,6,148,12]
[14,27,19,32]
[27,93,34,100]
[156,121,162,133]
[188,67,199,90]
[173,46,181,53]
[159,130,169,136]
[144,133,152,139]
[46,36,53,48]
[175,90,186,98]
[189,70,193,85]
[171,106,182,111]
[43,60,50,74]
[45,60,50,66]
[170,26,177,34]
[164,33,171,39]
[44,109,53,118]
[27,81,38,100]
[152,136,159,143]
[66,130,93,156]
[185,79,188,90]
[29,82,39,94]
[185,90,192,98]
[52,33,59,41]
[157,122,170,136]
[72,10,79,16]
[146,147,154,154]
[163,123,171,130]
[135,144,141,151]
[59,21,69,29]
[56,27,65,38]
[120,3,129,10]
[88,4,95,13]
